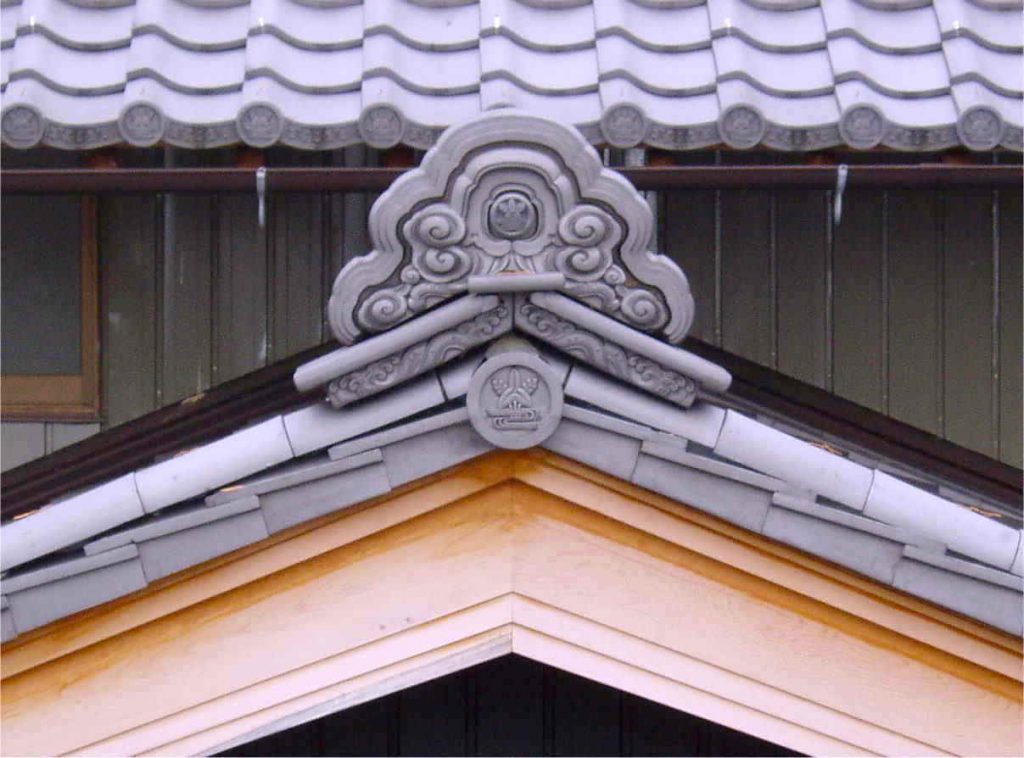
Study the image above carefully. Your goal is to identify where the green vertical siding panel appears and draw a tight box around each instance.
[942,189,995,457]
[46,422,100,454]
[998,188,1022,467]
[271,194,325,360]
[775,191,827,388]
[101,195,158,427]
[216,195,268,382]
[1,422,45,472]
[163,194,214,404]
[720,189,773,365]
[661,190,717,342]
[886,190,941,435]
[832,190,885,412]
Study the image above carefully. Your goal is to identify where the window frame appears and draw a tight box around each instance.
[1,194,100,421]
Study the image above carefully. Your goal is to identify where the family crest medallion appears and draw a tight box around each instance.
[467,351,564,450]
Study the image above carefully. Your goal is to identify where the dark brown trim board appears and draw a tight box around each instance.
[2,164,1021,195]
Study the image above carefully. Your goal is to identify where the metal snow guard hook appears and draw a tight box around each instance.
[833,164,849,226]
[256,166,267,229]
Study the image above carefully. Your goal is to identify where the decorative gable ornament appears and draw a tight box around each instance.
[327,110,695,346]
[296,110,732,429]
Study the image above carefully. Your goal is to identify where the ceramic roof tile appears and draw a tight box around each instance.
[1,0,1020,151]
[597,79,721,149]
[713,37,835,97]
[133,0,249,50]
[933,0,1024,51]
[17,0,135,50]
[828,37,952,98]
[481,35,597,95]
[8,35,127,95]
[245,37,362,94]
[596,38,717,97]
[127,35,245,94]
[821,0,942,53]
[942,36,1023,96]
[593,0,710,52]
[708,0,827,52]
[364,35,480,96]
[250,0,363,50]
[482,0,596,49]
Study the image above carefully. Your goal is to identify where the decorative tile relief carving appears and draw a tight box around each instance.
[957,105,1005,151]
[516,298,697,408]
[1,105,46,148]
[839,104,885,150]
[467,349,564,450]
[326,300,512,408]
[119,102,165,147]
[718,104,766,149]
[237,102,284,148]
[328,110,695,346]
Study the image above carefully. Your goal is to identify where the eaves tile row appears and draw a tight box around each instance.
[2,387,1020,643]
[1,0,1020,152]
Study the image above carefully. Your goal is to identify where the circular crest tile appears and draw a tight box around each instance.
[237,102,284,148]
[487,190,539,240]
[600,104,648,148]
[839,104,886,150]
[957,106,1004,152]
[468,351,564,450]
[358,104,405,149]
[118,101,165,147]
[2,104,45,149]
[718,105,765,150]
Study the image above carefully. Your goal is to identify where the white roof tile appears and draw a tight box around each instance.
[1,0,1020,151]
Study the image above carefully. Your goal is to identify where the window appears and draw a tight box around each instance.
[1,193,100,420]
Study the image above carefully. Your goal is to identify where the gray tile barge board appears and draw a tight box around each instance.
[542,417,643,482]
[762,505,908,584]
[86,496,263,555]
[1,596,15,643]
[137,508,269,583]
[328,408,470,462]
[378,422,494,489]
[893,554,1023,636]
[5,545,147,633]
[259,458,392,534]
[207,451,384,506]
[83,497,273,584]
[631,453,771,532]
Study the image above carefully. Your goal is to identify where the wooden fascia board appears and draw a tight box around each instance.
[1,453,1021,756]
[1,452,1017,679]
[1,452,1017,678]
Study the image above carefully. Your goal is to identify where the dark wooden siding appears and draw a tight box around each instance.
[220,656,798,757]
[2,150,1020,471]
[660,161,1022,468]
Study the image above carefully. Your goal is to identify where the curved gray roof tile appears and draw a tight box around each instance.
[2,0,1021,151]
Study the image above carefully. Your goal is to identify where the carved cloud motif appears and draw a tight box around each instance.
[328,110,695,345]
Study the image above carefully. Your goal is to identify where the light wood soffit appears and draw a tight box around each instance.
[1,451,1017,679]
[1,452,1020,757]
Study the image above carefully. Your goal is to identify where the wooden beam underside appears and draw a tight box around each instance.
[1,451,1020,757]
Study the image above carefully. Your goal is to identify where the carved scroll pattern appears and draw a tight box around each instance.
[516,301,697,408]
[326,300,512,408]
[329,111,695,346]
[355,200,671,341]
